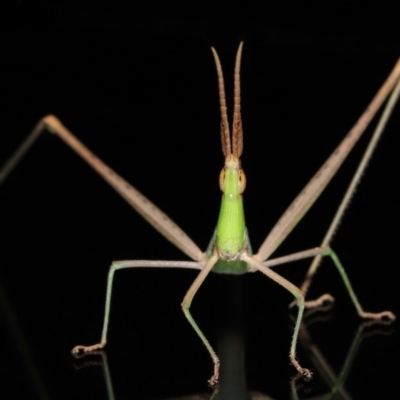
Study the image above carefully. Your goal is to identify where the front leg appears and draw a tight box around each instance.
[72,259,203,355]
[181,252,220,387]
[243,252,312,379]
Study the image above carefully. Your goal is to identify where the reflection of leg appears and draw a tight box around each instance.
[72,259,202,355]
[294,317,394,400]
[243,253,312,379]
[181,253,220,387]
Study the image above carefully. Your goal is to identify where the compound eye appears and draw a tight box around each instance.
[238,170,246,194]
[219,169,225,191]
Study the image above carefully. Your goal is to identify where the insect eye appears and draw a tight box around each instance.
[219,169,225,191]
[238,170,246,194]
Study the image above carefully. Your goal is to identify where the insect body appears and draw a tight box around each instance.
[0,42,398,387]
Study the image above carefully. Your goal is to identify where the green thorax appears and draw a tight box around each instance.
[208,228,252,275]
[215,158,246,261]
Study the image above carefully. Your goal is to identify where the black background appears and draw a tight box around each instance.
[1,3,399,400]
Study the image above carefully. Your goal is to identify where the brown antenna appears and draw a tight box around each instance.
[232,42,244,158]
[211,43,244,159]
[211,46,231,158]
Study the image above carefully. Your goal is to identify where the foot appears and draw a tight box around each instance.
[207,358,220,388]
[289,293,334,309]
[71,342,106,357]
[359,310,396,321]
[290,356,313,381]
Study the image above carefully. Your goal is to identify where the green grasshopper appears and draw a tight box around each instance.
[0,42,397,386]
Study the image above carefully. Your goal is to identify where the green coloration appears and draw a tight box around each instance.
[207,229,252,275]
[215,159,246,260]
[211,259,249,275]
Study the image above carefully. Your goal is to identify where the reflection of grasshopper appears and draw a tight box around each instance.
[1,43,398,386]
[74,293,393,400]
[74,351,272,400]
[291,315,394,400]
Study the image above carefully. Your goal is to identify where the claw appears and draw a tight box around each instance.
[207,358,220,388]
[290,356,313,382]
[208,375,219,388]
[299,368,313,382]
